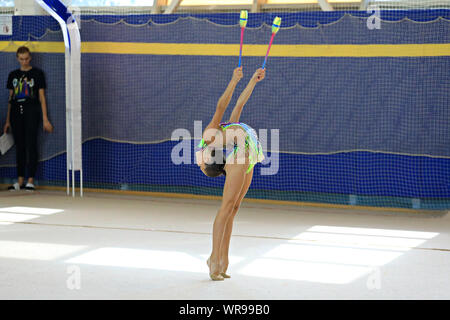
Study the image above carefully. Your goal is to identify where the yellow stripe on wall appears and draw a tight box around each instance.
[0,41,65,54]
[1,41,450,57]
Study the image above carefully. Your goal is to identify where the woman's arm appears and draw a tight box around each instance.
[39,89,53,133]
[228,68,265,123]
[217,67,243,110]
[196,68,244,166]
[203,67,243,142]
[3,90,13,134]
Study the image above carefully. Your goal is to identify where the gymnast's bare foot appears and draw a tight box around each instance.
[207,257,224,281]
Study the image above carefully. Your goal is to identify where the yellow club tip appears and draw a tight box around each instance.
[240,10,248,27]
[272,16,281,33]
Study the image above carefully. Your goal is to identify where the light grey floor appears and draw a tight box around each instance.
[0,190,449,300]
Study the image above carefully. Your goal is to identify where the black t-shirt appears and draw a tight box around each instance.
[6,67,46,106]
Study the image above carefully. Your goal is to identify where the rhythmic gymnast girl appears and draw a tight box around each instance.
[196,66,265,281]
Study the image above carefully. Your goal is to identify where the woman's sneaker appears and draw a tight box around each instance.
[25,183,35,191]
[8,182,22,191]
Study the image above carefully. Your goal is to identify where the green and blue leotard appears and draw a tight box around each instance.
[198,122,264,173]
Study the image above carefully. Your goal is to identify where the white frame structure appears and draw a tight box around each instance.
[36,0,83,197]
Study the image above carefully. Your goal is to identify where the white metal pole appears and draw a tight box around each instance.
[36,0,82,197]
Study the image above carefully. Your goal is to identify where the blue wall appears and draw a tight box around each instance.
[1,11,449,208]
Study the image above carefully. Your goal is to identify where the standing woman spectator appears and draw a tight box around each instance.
[3,46,53,191]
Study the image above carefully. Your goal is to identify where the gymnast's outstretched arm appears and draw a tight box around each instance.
[228,68,265,123]
[196,67,243,166]
[204,67,243,138]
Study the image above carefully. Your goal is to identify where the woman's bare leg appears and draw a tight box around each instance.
[219,168,254,277]
[208,163,247,280]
